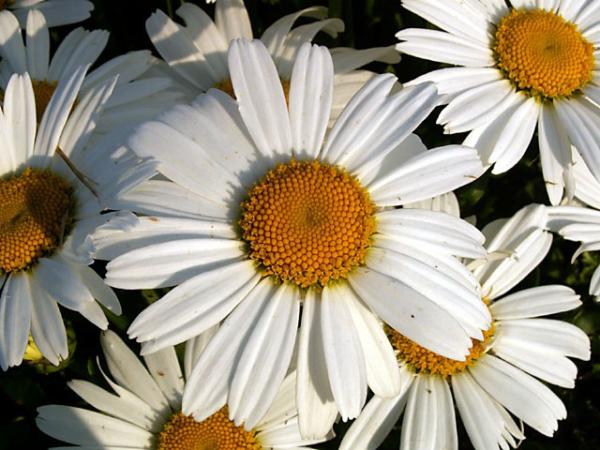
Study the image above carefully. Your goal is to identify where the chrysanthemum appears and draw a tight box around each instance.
[0,0,92,28]
[146,0,399,122]
[36,329,330,449]
[0,9,183,134]
[396,0,600,206]
[340,204,591,450]
[97,38,488,436]
[0,62,152,370]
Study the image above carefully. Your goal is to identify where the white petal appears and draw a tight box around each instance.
[33,63,88,159]
[494,318,590,360]
[0,273,32,370]
[367,145,483,206]
[100,330,169,413]
[493,334,579,388]
[490,285,582,320]
[228,38,292,157]
[0,11,27,73]
[396,28,494,67]
[128,119,240,203]
[2,73,36,167]
[339,393,408,450]
[215,0,252,41]
[469,354,566,437]
[555,97,600,184]
[229,284,300,429]
[128,260,259,349]
[400,376,439,450]
[143,346,184,410]
[175,3,229,82]
[296,289,338,439]
[321,285,368,421]
[67,379,159,432]
[25,10,49,80]
[539,103,572,205]
[145,10,216,90]
[289,43,333,158]
[29,276,67,366]
[452,371,507,450]
[374,208,485,259]
[36,405,154,447]
[344,283,402,398]
[402,0,491,44]
[182,280,275,420]
[105,238,246,289]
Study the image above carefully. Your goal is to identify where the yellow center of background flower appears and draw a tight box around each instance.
[494,9,594,99]
[240,160,376,288]
[32,80,58,122]
[157,409,261,450]
[386,324,495,376]
[215,78,291,104]
[0,168,73,273]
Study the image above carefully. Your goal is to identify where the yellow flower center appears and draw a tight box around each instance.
[0,168,74,273]
[32,80,58,122]
[494,9,594,99]
[23,335,45,363]
[215,78,291,104]
[157,409,261,450]
[386,324,495,377]
[240,160,376,288]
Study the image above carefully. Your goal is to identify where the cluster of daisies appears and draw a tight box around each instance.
[0,0,598,449]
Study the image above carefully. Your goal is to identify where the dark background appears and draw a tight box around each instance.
[1,1,598,449]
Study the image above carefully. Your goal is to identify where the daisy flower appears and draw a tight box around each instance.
[340,204,591,450]
[396,0,600,206]
[0,9,183,134]
[36,329,331,449]
[97,38,488,437]
[0,0,92,28]
[0,44,153,370]
[146,0,399,121]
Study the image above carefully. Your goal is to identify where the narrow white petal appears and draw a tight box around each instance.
[491,285,582,320]
[105,238,245,289]
[229,284,300,429]
[289,43,333,158]
[0,273,32,370]
[339,393,408,450]
[127,260,259,347]
[100,330,169,413]
[469,355,566,437]
[25,10,49,80]
[368,145,483,206]
[36,405,154,447]
[228,38,292,157]
[321,285,368,421]
[296,289,338,439]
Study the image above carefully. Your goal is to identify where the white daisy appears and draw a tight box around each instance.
[0,53,153,370]
[396,0,600,206]
[96,38,488,437]
[36,329,331,449]
[0,9,183,134]
[0,0,92,28]
[145,0,399,122]
[340,204,591,450]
